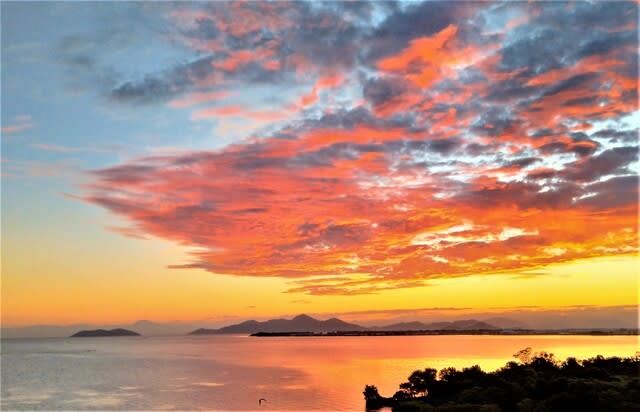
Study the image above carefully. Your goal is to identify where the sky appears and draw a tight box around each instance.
[1,1,638,328]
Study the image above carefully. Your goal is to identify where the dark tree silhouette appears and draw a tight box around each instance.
[399,368,438,398]
[363,385,381,401]
[364,350,640,412]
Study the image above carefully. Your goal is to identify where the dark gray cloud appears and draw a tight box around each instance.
[576,29,637,60]
[365,1,479,63]
[543,1,637,32]
[500,27,579,75]
[592,129,638,144]
[108,56,216,104]
[280,106,419,135]
[362,76,410,107]
[578,175,639,209]
[499,2,637,79]
[560,146,638,183]
[542,73,600,98]
[471,107,518,138]
[427,139,461,155]
[505,157,541,169]
[455,180,585,210]
[92,164,158,184]
[279,222,373,251]
[485,82,542,104]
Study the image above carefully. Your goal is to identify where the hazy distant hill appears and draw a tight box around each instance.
[481,317,528,329]
[128,320,195,336]
[374,319,498,331]
[4,307,634,338]
[189,315,500,335]
[2,320,197,339]
[70,328,140,337]
[2,324,92,339]
[190,314,367,334]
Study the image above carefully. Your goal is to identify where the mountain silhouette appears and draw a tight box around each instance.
[70,328,140,337]
[189,315,502,335]
[372,319,498,331]
[481,317,528,329]
[190,314,367,334]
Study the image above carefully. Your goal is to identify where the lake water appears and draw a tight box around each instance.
[1,335,637,410]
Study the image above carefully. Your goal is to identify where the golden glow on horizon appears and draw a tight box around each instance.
[2,223,637,326]
[2,0,638,339]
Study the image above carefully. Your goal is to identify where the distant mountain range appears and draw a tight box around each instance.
[189,315,501,335]
[4,308,636,338]
[371,319,498,331]
[482,317,529,329]
[2,320,198,339]
[190,314,367,334]
[0,316,521,338]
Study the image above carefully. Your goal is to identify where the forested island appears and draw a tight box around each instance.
[364,348,640,411]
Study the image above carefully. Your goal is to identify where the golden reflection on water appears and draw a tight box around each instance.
[2,335,637,410]
[246,335,639,407]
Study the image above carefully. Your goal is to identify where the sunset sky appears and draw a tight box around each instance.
[2,1,638,327]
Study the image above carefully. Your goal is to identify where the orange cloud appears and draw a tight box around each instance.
[84,119,638,294]
[80,1,639,295]
[296,73,345,109]
[377,25,478,88]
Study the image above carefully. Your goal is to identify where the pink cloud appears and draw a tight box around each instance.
[2,115,34,134]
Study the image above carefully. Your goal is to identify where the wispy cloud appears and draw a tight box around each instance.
[30,143,119,154]
[2,115,34,134]
[3,159,80,179]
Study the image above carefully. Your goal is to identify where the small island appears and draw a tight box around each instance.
[70,328,140,337]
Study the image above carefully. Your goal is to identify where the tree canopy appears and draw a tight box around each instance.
[365,350,640,412]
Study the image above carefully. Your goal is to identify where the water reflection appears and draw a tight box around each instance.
[2,335,637,410]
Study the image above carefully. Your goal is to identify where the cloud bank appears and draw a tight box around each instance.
[80,1,638,294]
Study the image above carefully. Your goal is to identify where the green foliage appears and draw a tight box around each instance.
[376,350,640,412]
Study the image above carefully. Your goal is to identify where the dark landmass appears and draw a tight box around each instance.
[189,314,367,335]
[372,320,498,331]
[191,314,639,336]
[70,328,140,337]
[4,306,639,339]
[252,329,638,337]
[189,315,500,335]
[2,320,198,339]
[364,348,640,411]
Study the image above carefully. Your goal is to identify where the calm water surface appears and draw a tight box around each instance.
[1,335,637,410]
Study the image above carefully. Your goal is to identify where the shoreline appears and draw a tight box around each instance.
[250,329,639,337]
